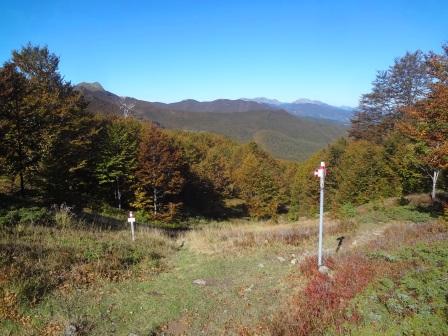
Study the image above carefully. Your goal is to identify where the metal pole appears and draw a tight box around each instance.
[318,169,324,267]
[131,221,135,241]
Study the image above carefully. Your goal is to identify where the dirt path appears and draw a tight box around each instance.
[152,218,404,335]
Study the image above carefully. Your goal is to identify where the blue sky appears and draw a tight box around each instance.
[1,0,447,106]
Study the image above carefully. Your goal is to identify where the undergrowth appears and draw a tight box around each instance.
[0,224,176,334]
[344,241,448,335]
[260,220,448,336]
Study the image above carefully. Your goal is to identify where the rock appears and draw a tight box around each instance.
[64,324,78,336]
[244,284,254,292]
[290,258,298,265]
[277,256,286,262]
[192,279,207,286]
[352,240,358,246]
[258,263,264,268]
[129,333,139,336]
[318,265,331,275]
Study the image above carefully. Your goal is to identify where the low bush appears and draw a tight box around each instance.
[383,205,433,223]
[270,254,388,336]
[344,242,448,335]
[53,203,77,228]
[0,207,53,228]
[337,202,357,219]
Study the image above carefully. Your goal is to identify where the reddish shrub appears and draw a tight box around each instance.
[270,254,386,336]
[263,222,447,336]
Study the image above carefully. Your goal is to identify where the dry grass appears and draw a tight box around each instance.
[364,220,448,251]
[183,216,341,254]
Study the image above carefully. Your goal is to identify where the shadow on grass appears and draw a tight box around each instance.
[415,201,444,218]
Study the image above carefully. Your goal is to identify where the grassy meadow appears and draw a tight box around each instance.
[1,196,447,335]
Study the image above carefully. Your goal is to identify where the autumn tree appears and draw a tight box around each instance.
[350,51,431,142]
[233,143,283,218]
[171,131,238,217]
[398,82,448,199]
[133,124,187,221]
[427,43,448,85]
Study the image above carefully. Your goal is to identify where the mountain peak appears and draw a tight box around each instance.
[76,82,105,91]
[292,98,326,105]
[242,97,282,105]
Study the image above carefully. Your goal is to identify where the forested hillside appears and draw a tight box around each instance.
[76,83,347,161]
[1,43,448,222]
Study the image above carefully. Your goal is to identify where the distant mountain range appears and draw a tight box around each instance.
[75,82,348,161]
[242,98,354,122]
[152,99,275,113]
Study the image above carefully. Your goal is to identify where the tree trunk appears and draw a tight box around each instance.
[16,97,25,198]
[431,169,440,201]
[116,177,121,210]
[153,187,157,215]
[19,171,24,197]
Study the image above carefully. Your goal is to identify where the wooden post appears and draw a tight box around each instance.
[128,211,136,241]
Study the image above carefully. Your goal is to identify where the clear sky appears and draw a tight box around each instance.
[1,0,447,106]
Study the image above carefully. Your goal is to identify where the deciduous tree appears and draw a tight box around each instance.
[350,51,431,142]
[2,43,101,203]
[0,62,39,195]
[133,124,187,221]
[95,117,140,209]
[398,83,448,199]
[233,143,283,218]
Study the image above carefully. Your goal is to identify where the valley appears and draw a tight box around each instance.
[76,83,348,161]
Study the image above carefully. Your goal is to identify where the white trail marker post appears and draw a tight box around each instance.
[128,211,136,241]
[314,161,326,268]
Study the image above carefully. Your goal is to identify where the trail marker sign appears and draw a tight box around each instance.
[128,211,136,241]
[314,161,326,268]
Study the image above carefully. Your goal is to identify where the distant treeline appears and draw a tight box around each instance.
[1,43,447,222]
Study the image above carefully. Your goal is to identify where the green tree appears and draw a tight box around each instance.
[8,43,100,203]
[95,117,140,209]
[289,150,327,218]
[383,133,428,195]
[334,141,401,205]
[0,62,39,196]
